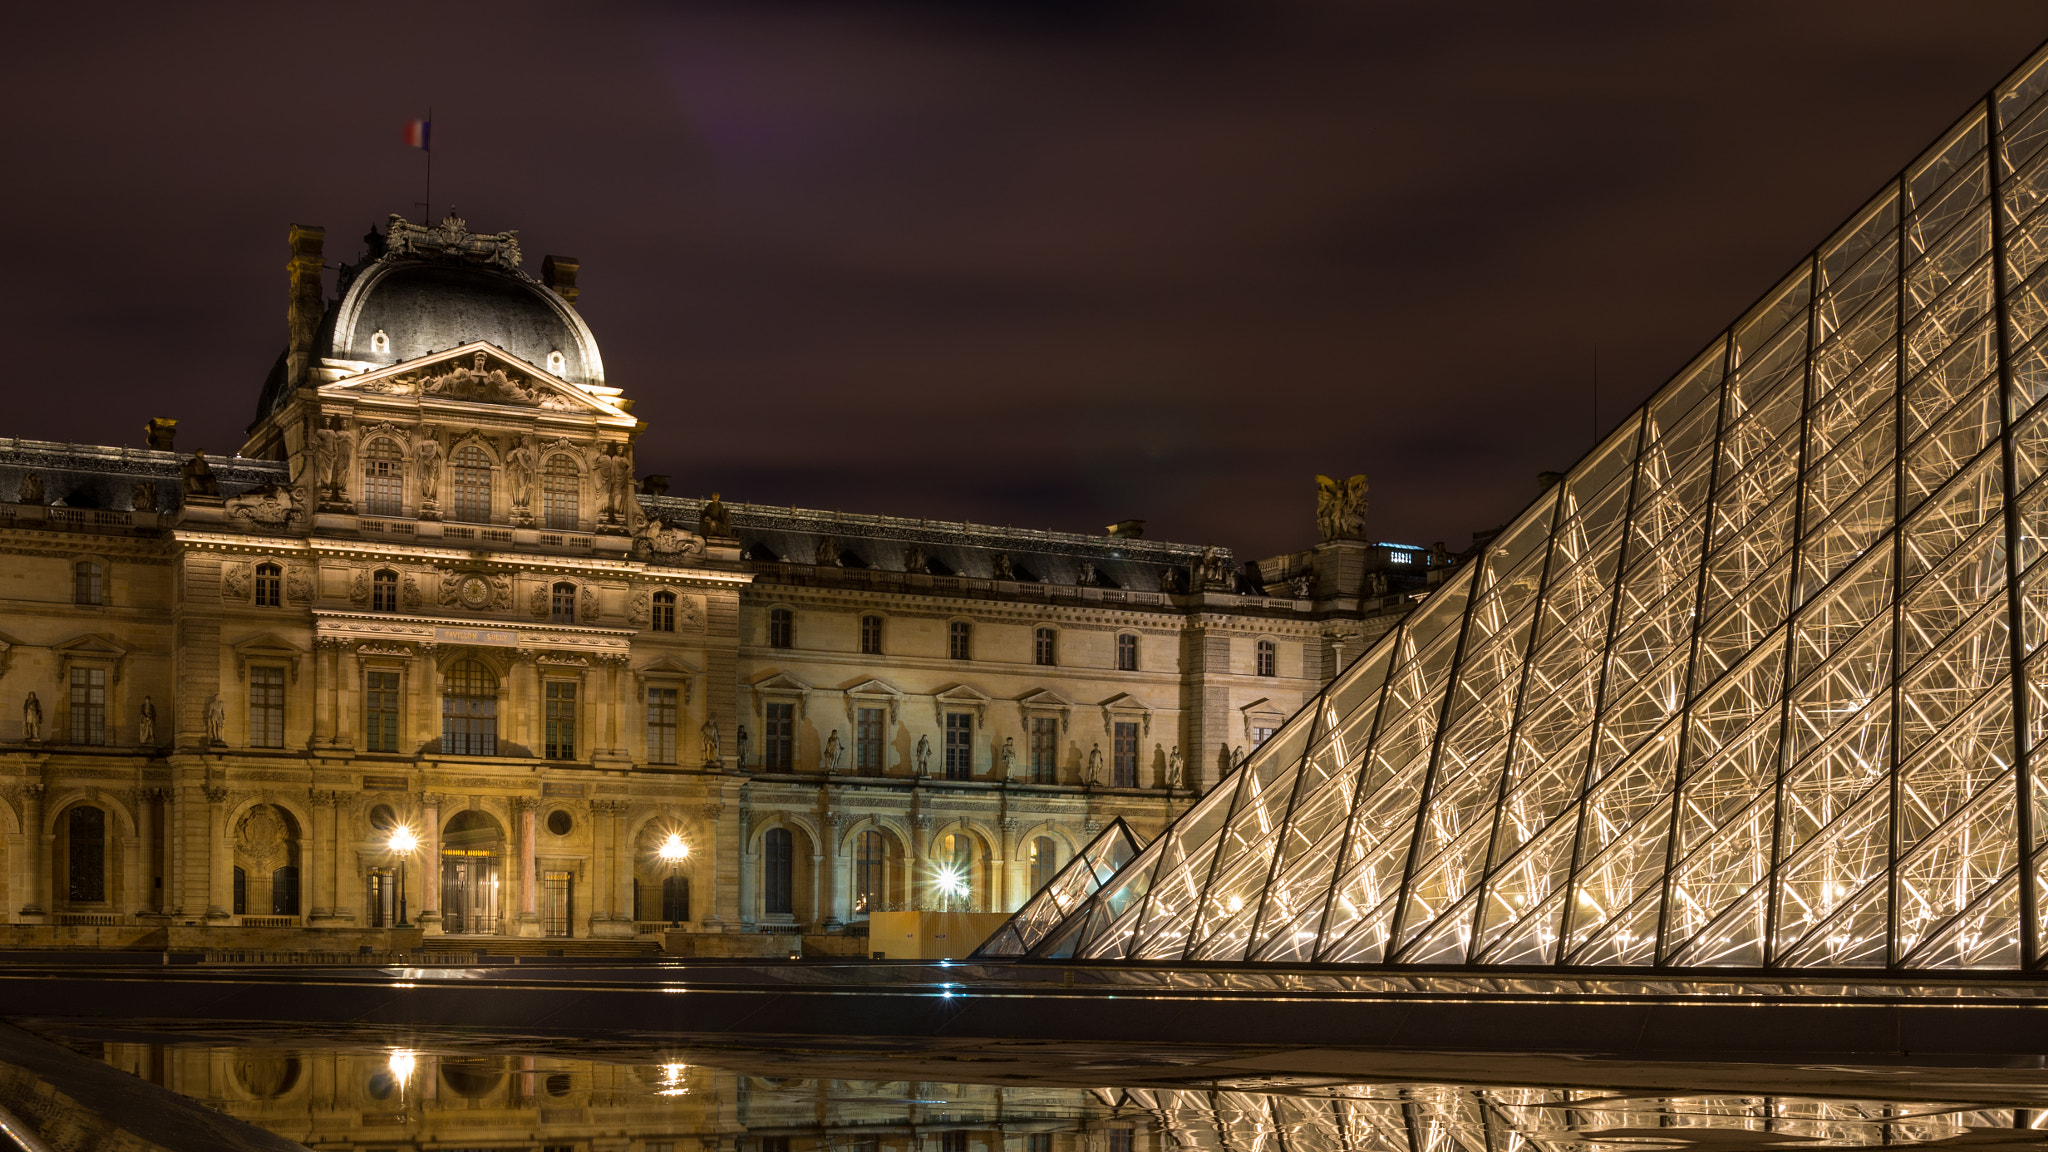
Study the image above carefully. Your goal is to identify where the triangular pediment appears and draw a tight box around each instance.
[842,677,904,698]
[1015,37,2048,974]
[638,655,702,678]
[1016,687,1076,710]
[751,671,812,694]
[53,634,128,660]
[322,342,628,419]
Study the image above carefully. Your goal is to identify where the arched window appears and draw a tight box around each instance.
[855,830,886,916]
[232,866,247,915]
[542,456,579,530]
[271,865,300,916]
[450,445,492,523]
[1029,836,1059,892]
[441,659,498,756]
[651,591,676,632]
[1256,638,1277,677]
[67,805,105,902]
[372,569,399,612]
[551,582,577,625]
[768,608,793,648]
[1033,627,1056,666]
[254,563,282,607]
[74,560,103,606]
[763,827,794,916]
[662,874,690,923]
[362,438,404,516]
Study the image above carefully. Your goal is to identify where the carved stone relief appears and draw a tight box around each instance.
[222,563,252,602]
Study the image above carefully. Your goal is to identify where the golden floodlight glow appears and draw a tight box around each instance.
[388,827,418,854]
[658,833,689,862]
[388,1049,416,1083]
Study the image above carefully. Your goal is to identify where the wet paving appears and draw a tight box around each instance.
[9,1018,2048,1152]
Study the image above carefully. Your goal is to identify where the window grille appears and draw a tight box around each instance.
[450,445,492,522]
[74,560,102,606]
[254,563,282,607]
[362,439,404,516]
[68,667,106,745]
[372,569,399,612]
[545,680,577,759]
[67,805,105,902]
[249,666,285,748]
[647,687,678,764]
[542,456,579,530]
[441,659,497,756]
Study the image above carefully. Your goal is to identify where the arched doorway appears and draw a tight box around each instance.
[233,804,301,920]
[757,824,814,924]
[933,829,990,912]
[441,810,504,934]
[851,827,906,918]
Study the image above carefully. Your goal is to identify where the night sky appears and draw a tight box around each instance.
[5,3,2047,563]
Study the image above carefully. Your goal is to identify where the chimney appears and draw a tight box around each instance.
[145,418,177,451]
[286,224,325,387]
[1105,519,1145,539]
[543,255,580,307]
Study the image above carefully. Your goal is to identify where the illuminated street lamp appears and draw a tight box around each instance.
[388,827,418,929]
[657,833,689,928]
[935,864,968,912]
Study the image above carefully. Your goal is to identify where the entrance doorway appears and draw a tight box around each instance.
[440,810,505,935]
[541,871,573,937]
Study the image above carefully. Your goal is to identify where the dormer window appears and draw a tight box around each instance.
[370,329,391,355]
[546,350,567,376]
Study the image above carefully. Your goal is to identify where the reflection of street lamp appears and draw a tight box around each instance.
[388,1048,415,1120]
[388,828,418,928]
[658,833,689,928]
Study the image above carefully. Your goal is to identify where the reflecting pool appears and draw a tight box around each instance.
[12,1021,2048,1152]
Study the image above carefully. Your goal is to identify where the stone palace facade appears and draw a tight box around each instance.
[0,213,1436,948]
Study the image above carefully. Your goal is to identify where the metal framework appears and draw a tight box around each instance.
[975,818,1141,957]
[1024,39,2048,971]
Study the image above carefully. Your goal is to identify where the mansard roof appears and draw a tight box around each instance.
[0,437,283,513]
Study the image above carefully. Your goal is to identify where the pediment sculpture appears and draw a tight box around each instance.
[353,351,581,410]
[633,517,706,561]
[226,482,301,530]
[383,212,522,271]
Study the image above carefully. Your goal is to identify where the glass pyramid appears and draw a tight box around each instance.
[973,819,1142,958]
[1024,38,2048,971]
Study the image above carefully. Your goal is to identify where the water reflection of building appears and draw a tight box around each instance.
[69,1042,2048,1152]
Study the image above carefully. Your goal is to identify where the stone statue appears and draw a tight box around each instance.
[310,423,346,499]
[506,434,539,512]
[992,553,1014,580]
[1167,745,1183,791]
[1315,474,1369,542]
[16,473,43,506]
[1292,573,1314,599]
[999,736,1018,779]
[1077,561,1096,587]
[1085,743,1106,785]
[823,728,844,772]
[1367,570,1389,596]
[414,436,442,503]
[139,696,156,746]
[594,444,631,522]
[914,733,933,776]
[701,717,721,764]
[1429,541,1451,568]
[815,537,841,567]
[1159,567,1182,594]
[903,546,928,574]
[736,725,750,769]
[182,451,219,497]
[1191,547,1230,592]
[132,481,158,512]
[699,492,733,537]
[21,692,40,742]
[205,694,227,745]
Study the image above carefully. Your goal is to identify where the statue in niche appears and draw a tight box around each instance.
[205,694,227,745]
[822,728,844,773]
[594,444,632,523]
[16,473,43,506]
[736,725,750,769]
[138,697,156,746]
[1077,561,1096,587]
[506,434,539,512]
[1167,745,1183,792]
[914,733,932,777]
[182,451,219,497]
[1314,473,1369,542]
[903,546,928,574]
[699,492,733,537]
[1159,567,1182,594]
[414,436,442,504]
[815,537,841,567]
[992,553,1014,580]
[132,481,158,512]
[701,717,721,765]
[21,692,40,742]
[1367,571,1389,597]
[311,420,351,500]
[999,736,1018,780]
[1086,743,1104,786]
[1188,547,1229,593]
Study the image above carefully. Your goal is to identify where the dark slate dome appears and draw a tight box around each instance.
[333,261,597,382]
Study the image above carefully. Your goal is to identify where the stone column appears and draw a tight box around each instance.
[333,646,358,750]
[514,798,539,936]
[999,818,1021,913]
[736,808,755,929]
[700,799,728,932]
[331,798,353,923]
[203,786,229,919]
[18,784,44,918]
[418,793,442,934]
[912,814,935,912]
[822,814,846,930]
[612,804,633,927]
[132,788,158,915]
[306,793,333,922]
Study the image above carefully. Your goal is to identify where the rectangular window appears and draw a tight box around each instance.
[551,583,576,625]
[254,565,281,607]
[1029,1136,1053,1152]
[856,706,885,774]
[647,687,678,764]
[545,681,577,759]
[1034,627,1056,666]
[942,1133,968,1152]
[949,620,971,660]
[860,615,883,655]
[541,870,573,937]
[1029,716,1059,784]
[68,666,107,746]
[1117,633,1139,671]
[74,562,103,606]
[1256,639,1277,677]
[768,608,793,648]
[249,666,286,748]
[364,671,400,753]
[1112,720,1139,788]
[764,702,795,770]
[1252,725,1278,749]
[944,712,973,780]
[651,594,675,632]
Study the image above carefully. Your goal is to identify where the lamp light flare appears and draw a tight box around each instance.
[658,833,689,862]
[388,1049,416,1083]
[935,865,968,898]
[388,827,418,854]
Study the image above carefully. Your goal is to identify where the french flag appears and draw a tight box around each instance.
[403,118,430,150]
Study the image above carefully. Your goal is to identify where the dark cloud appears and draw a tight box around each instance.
[2,2,2044,560]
